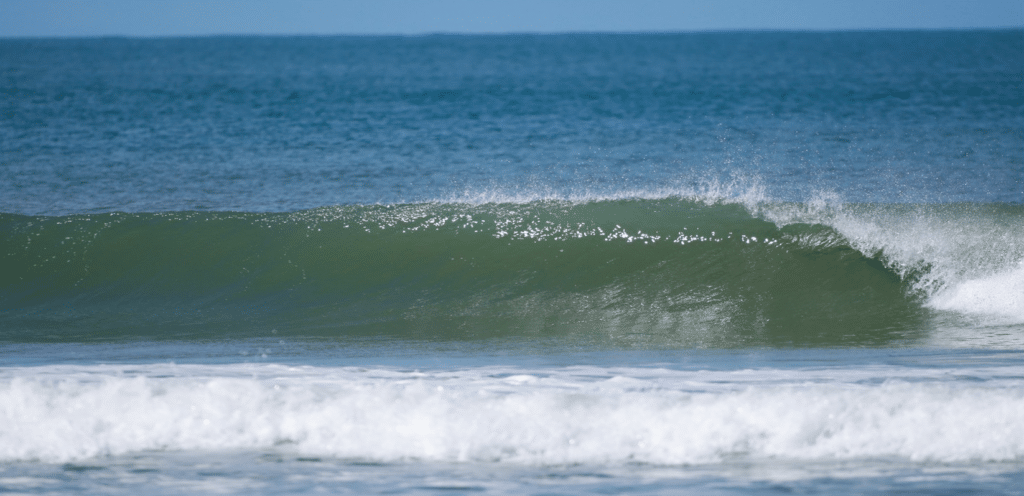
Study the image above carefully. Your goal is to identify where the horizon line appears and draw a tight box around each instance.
[3,26,1023,41]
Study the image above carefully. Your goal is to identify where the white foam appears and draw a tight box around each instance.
[2,364,1023,464]
[929,263,1024,322]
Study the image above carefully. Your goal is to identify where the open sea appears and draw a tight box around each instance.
[1,31,1023,494]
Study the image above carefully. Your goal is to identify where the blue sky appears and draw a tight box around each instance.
[1,0,1022,37]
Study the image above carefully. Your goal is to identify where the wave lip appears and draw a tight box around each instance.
[759,199,1024,325]
[2,364,1024,465]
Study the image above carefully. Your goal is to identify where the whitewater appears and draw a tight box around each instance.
[4,362,1024,464]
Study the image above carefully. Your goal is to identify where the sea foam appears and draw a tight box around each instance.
[2,364,1023,464]
[929,263,1024,322]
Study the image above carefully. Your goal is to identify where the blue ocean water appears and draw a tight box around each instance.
[1,31,1023,494]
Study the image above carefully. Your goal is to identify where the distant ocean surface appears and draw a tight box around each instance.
[2,31,1023,495]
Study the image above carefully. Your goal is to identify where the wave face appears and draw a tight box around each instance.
[2,198,1022,345]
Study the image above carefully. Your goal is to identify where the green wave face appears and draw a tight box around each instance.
[0,199,961,346]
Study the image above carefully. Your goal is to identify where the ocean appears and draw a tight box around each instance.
[1,31,1023,494]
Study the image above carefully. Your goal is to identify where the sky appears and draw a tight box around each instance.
[1,0,1022,38]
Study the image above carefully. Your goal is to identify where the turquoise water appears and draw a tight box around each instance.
[1,31,1023,494]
